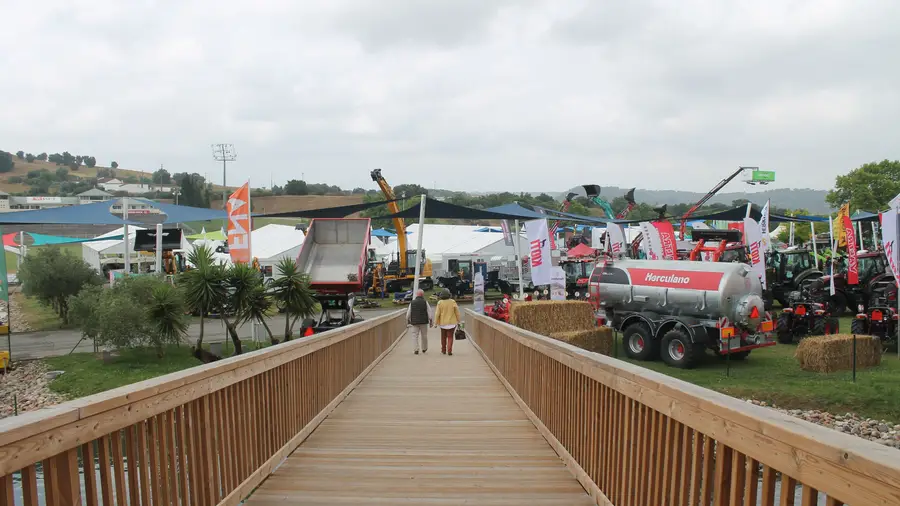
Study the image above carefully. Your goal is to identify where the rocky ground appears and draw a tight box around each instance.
[747,399,900,449]
[0,361,66,419]
[0,297,34,333]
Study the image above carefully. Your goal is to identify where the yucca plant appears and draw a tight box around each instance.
[146,283,190,357]
[270,257,318,340]
[180,245,227,357]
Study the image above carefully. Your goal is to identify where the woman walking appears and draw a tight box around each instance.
[433,288,461,356]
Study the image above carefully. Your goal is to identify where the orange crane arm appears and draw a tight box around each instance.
[370,169,407,271]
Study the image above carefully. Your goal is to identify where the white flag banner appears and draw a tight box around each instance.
[591,227,604,249]
[606,223,627,256]
[525,219,553,285]
[759,200,771,251]
[639,222,663,260]
[743,217,766,289]
[550,267,566,300]
[828,216,836,296]
[473,272,485,314]
[882,204,900,287]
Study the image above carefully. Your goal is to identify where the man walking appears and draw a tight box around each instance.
[406,289,433,354]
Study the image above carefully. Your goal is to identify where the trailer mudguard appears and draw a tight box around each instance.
[618,311,661,336]
[655,316,706,344]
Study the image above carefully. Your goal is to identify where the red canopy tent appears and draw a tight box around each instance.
[566,243,596,258]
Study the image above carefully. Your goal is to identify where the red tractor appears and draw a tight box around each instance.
[484,297,510,323]
[775,277,840,344]
[851,275,898,344]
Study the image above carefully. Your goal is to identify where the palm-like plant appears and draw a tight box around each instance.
[220,261,266,354]
[270,257,318,341]
[146,283,190,356]
[236,283,278,344]
[181,245,226,353]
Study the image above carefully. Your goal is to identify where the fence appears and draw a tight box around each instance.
[0,310,405,506]
[465,310,900,506]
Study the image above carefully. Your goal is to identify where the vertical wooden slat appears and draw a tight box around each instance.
[713,443,733,506]
[668,422,684,506]
[97,435,115,506]
[780,475,797,506]
[81,442,99,506]
[622,399,634,506]
[188,402,204,506]
[137,420,152,506]
[729,451,746,506]
[745,458,760,506]
[761,465,777,506]
[636,406,649,506]
[677,426,691,506]
[825,497,842,506]
[176,406,190,506]
[54,448,82,506]
[148,418,164,506]
[801,485,818,506]
[110,430,128,505]
[43,459,57,506]
[688,431,703,506]
[212,392,226,501]
[21,465,40,506]
[162,411,177,506]
[125,426,141,506]
[0,473,14,506]
[201,396,217,504]
[222,390,236,494]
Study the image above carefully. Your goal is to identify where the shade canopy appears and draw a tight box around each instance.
[0,199,226,225]
[370,228,397,237]
[259,199,400,219]
[381,197,613,224]
[566,243,596,258]
[679,204,829,224]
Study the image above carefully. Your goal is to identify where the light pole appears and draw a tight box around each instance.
[211,144,236,208]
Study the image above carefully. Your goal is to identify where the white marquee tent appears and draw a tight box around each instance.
[184,224,306,278]
[378,224,524,263]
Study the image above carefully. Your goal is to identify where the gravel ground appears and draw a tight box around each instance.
[0,298,33,333]
[0,361,66,419]
[746,399,900,449]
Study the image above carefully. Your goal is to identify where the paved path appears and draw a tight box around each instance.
[1,308,400,359]
[245,327,592,505]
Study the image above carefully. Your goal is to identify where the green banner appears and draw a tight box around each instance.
[0,226,7,302]
[751,170,776,182]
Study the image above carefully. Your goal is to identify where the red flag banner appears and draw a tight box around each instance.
[843,214,858,284]
[653,221,677,260]
[227,182,251,264]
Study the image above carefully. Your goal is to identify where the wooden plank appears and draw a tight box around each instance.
[125,426,141,506]
[162,410,176,506]
[0,473,14,506]
[137,420,151,506]
[243,326,595,506]
[97,435,114,506]
[688,431,703,506]
[54,448,81,506]
[21,465,40,506]
[175,406,190,506]
[801,485,818,506]
[110,430,127,505]
[80,443,98,506]
[781,475,797,506]
[761,465,777,506]
[729,451,746,506]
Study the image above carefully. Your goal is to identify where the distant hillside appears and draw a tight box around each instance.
[525,187,831,214]
[0,158,148,194]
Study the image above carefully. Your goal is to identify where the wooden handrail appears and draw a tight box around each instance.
[465,310,900,506]
[0,310,406,506]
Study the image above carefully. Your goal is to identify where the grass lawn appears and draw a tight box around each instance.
[613,316,900,422]
[44,341,272,399]
[13,293,66,331]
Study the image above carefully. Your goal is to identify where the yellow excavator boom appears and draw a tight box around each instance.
[370,169,408,272]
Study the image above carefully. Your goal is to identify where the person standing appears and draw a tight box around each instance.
[406,289,433,355]
[434,288,461,356]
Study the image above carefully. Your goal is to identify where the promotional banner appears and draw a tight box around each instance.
[842,210,859,285]
[0,226,7,303]
[828,216,836,296]
[591,227,604,250]
[525,219,553,286]
[226,182,252,264]
[473,272,485,314]
[550,267,566,300]
[743,217,766,289]
[728,222,745,237]
[500,220,514,247]
[534,208,557,250]
[653,221,677,260]
[836,203,850,248]
[882,206,900,288]
[606,223,627,256]
[639,222,662,260]
[759,200,771,251]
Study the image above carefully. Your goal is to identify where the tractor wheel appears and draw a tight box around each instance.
[825,317,840,335]
[776,313,794,344]
[622,323,657,361]
[419,279,434,291]
[829,291,848,315]
[660,328,701,369]
[811,316,826,336]
[850,318,868,336]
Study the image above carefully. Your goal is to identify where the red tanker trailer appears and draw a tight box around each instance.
[588,258,776,368]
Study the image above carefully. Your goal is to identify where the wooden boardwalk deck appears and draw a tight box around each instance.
[246,327,593,505]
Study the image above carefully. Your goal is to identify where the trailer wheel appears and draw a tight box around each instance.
[622,323,657,361]
[776,313,793,344]
[811,316,826,336]
[850,318,867,336]
[660,328,700,369]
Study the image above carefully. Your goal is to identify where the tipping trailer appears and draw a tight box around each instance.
[296,218,371,334]
[589,258,776,368]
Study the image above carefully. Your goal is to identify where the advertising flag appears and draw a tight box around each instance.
[828,216,836,296]
[473,272,485,314]
[743,218,766,289]
[606,224,627,256]
[550,267,566,300]
[525,219,553,285]
[842,211,858,285]
[759,200,771,251]
[836,203,850,248]
[638,222,663,260]
[500,220,515,247]
[0,226,7,302]
[226,182,252,264]
[882,205,900,288]
[653,221,677,260]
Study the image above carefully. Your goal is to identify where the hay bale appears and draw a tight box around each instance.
[795,334,882,373]
[509,300,594,336]
[550,328,613,355]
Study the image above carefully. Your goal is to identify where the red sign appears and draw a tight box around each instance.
[842,215,858,284]
[728,222,745,238]
[226,182,251,264]
[653,221,677,260]
[627,268,724,291]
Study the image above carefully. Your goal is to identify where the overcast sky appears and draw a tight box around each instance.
[2,0,898,193]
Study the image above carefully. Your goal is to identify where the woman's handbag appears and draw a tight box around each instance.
[455,322,466,340]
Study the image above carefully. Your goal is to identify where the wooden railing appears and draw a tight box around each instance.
[0,311,405,506]
[465,310,900,506]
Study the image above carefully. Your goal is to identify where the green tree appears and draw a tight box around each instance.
[284,179,308,195]
[270,258,318,341]
[15,151,24,159]
[219,262,263,354]
[180,245,226,359]
[25,153,35,162]
[0,151,13,173]
[111,161,119,169]
[826,160,900,211]
[174,172,211,208]
[55,166,69,181]
[152,168,171,184]
[18,248,103,323]
[37,152,47,161]
[7,176,23,184]
[84,156,97,168]
[62,152,74,165]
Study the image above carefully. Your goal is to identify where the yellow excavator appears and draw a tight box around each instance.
[370,169,434,292]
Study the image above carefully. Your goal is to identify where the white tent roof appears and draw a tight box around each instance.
[83,226,146,254]
[380,224,513,259]
[250,224,306,260]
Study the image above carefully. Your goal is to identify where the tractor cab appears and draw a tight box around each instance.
[560,259,593,299]
[687,229,748,263]
[766,248,823,308]
[852,273,898,344]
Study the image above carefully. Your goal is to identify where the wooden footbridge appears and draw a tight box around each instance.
[1,310,899,505]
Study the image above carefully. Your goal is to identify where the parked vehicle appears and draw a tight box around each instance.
[295,218,370,334]
[775,277,840,344]
[766,248,823,308]
[851,275,898,344]
[588,258,776,368]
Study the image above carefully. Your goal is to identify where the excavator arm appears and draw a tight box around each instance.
[370,169,408,272]
[680,167,750,239]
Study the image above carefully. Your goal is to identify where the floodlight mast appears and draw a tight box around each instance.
[679,166,755,238]
[212,144,236,208]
